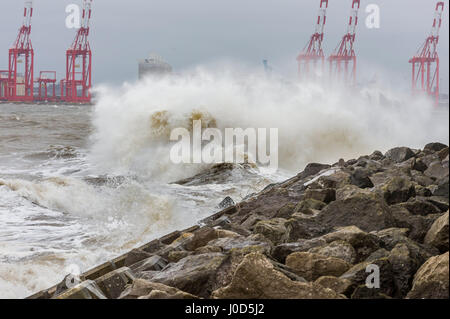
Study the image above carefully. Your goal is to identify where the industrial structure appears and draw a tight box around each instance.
[0,0,93,104]
[409,2,445,105]
[296,0,328,80]
[328,0,360,86]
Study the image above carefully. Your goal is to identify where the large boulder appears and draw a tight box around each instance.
[424,211,449,253]
[385,147,415,163]
[314,276,354,296]
[140,252,227,298]
[407,252,449,299]
[211,253,344,299]
[380,176,416,205]
[119,279,198,299]
[309,240,357,264]
[285,252,351,281]
[424,142,448,153]
[317,191,396,233]
[254,218,290,245]
[272,238,327,263]
[424,161,449,180]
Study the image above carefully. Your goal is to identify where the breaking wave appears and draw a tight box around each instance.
[90,67,449,182]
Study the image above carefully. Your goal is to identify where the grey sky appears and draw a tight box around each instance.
[0,0,448,92]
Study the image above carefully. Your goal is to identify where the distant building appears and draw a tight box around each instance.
[138,53,172,80]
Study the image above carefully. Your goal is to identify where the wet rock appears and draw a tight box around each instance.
[295,198,326,214]
[424,161,449,180]
[184,227,219,251]
[194,245,223,254]
[272,238,327,263]
[315,276,354,296]
[385,147,415,163]
[380,176,416,205]
[437,147,449,161]
[407,252,449,299]
[285,252,351,281]
[412,158,428,173]
[207,234,273,256]
[131,255,168,273]
[340,258,395,298]
[365,249,390,263]
[424,142,448,153]
[124,249,153,267]
[217,196,235,209]
[211,252,344,299]
[304,188,336,204]
[274,203,297,219]
[350,167,375,188]
[424,211,449,253]
[317,192,396,233]
[432,176,449,198]
[140,252,227,298]
[390,205,441,242]
[395,198,441,216]
[321,226,380,262]
[298,163,332,180]
[95,267,135,299]
[369,151,384,161]
[387,244,424,298]
[119,279,198,299]
[254,218,290,245]
[54,280,107,299]
[309,240,357,264]
[168,251,192,263]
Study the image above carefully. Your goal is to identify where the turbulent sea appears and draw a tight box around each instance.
[0,70,448,298]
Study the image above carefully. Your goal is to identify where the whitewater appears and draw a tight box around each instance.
[0,68,448,298]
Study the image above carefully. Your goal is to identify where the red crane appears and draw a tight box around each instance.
[328,0,360,86]
[7,0,34,102]
[37,71,57,102]
[61,0,93,103]
[409,2,444,105]
[297,0,328,81]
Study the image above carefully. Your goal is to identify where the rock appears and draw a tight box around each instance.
[184,227,219,251]
[407,252,449,299]
[369,151,384,161]
[385,147,415,163]
[194,245,223,254]
[274,203,297,219]
[295,198,326,213]
[304,188,336,204]
[211,252,344,299]
[387,244,424,298]
[350,167,374,188]
[124,249,154,267]
[380,176,416,205]
[240,214,268,230]
[335,184,372,201]
[207,234,272,256]
[317,170,352,189]
[272,238,327,263]
[390,205,441,242]
[437,147,449,161]
[298,163,332,180]
[395,198,441,216]
[424,161,449,180]
[365,249,390,263]
[424,142,448,153]
[254,218,290,245]
[315,276,354,296]
[412,158,428,173]
[217,196,235,209]
[317,192,396,233]
[371,228,438,263]
[309,240,357,264]
[141,253,227,298]
[424,211,449,253]
[215,229,240,239]
[95,267,135,299]
[131,255,168,273]
[350,285,392,299]
[168,251,192,263]
[433,176,449,198]
[340,258,395,297]
[54,280,107,299]
[119,279,198,299]
[321,226,380,262]
[285,252,351,281]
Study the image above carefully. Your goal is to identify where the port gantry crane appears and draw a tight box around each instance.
[61,0,93,103]
[7,0,34,102]
[296,0,328,81]
[328,0,360,87]
[409,2,445,105]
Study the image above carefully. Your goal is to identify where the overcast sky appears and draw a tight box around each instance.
[0,0,448,92]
